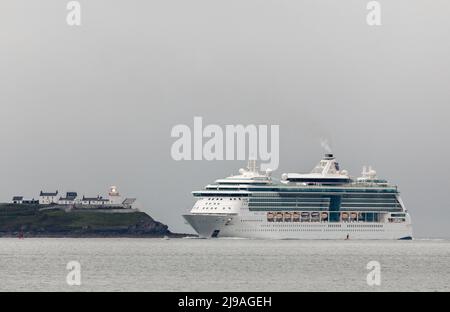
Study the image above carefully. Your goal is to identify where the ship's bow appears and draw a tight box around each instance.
[183,213,234,238]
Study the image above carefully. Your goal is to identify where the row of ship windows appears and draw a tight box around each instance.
[347,224,384,228]
[195,206,233,210]
[203,202,227,206]
[204,197,242,201]
[236,229,385,232]
[257,223,384,228]
[249,192,397,196]
[240,219,263,222]
[251,199,396,204]
[265,217,404,224]
[250,193,396,200]
[250,198,330,202]
[266,219,388,223]
[249,203,399,207]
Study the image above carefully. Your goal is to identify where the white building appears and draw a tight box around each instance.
[81,196,110,206]
[39,191,59,205]
[12,196,23,204]
[11,197,39,204]
[58,192,78,205]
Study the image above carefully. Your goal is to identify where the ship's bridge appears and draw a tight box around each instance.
[282,154,351,185]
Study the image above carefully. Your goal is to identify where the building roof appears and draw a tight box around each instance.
[40,191,58,196]
[59,197,76,201]
[59,192,77,201]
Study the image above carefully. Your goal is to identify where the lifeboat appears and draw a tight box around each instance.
[301,212,310,221]
[293,212,300,222]
[311,212,320,221]
[284,212,292,222]
[321,212,329,221]
[267,212,274,222]
[350,212,358,221]
[341,212,349,221]
[276,212,283,222]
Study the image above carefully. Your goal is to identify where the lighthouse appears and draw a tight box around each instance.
[108,186,123,205]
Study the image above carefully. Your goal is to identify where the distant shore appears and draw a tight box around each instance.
[0,203,195,238]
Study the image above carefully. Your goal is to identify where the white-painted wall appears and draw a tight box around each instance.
[39,195,59,205]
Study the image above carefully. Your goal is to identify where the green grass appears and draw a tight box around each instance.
[0,203,166,235]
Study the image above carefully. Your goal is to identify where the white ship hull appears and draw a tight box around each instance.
[184,155,413,240]
[183,213,413,240]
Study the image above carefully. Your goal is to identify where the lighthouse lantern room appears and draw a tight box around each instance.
[108,186,123,205]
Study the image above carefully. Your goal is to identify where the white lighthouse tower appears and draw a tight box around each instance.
[108,186,123,205]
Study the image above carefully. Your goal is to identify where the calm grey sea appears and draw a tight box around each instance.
[0,238,449,292]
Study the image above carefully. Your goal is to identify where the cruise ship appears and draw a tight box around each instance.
[183,154,413,239]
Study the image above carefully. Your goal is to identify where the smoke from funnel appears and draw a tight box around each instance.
[320,138,332,153]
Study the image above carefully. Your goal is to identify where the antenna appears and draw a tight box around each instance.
[247,159,258,172]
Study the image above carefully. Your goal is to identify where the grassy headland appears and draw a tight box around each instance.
[0,203,185,238]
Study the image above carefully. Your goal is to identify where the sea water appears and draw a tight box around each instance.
[0,238,449,291]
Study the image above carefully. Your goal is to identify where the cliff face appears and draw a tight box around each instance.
[0,203,172,237]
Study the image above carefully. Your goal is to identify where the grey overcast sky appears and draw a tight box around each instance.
[1,0,449,237]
